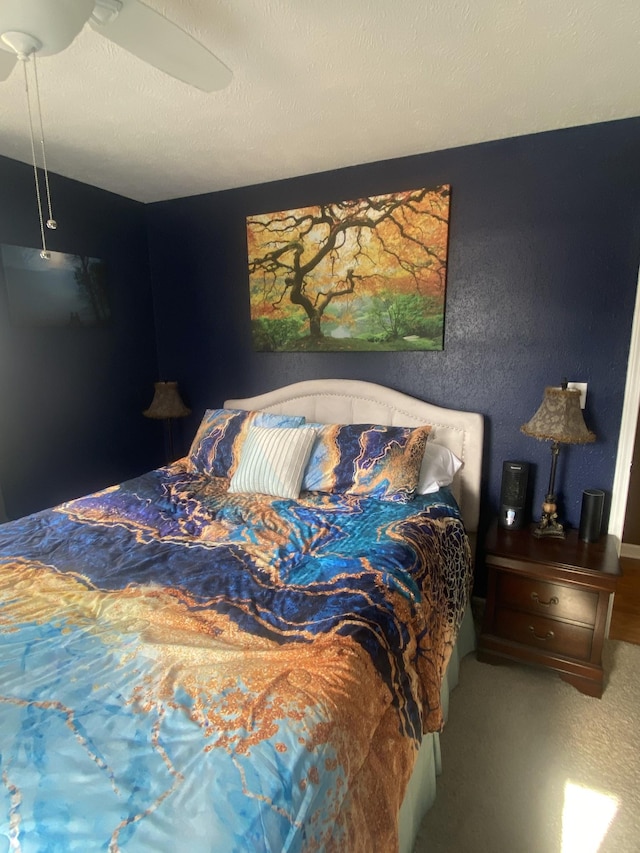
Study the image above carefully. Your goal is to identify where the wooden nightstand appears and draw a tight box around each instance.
[478,522,621,697]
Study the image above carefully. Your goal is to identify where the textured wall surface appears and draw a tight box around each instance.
[147,118,640,590]
[0,156,160,519]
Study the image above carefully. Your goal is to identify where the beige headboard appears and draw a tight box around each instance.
[225,378,484,536]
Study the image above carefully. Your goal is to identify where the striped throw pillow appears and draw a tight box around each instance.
[228,426,317,499]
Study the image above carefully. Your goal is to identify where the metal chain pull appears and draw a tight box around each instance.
[32,54,57,232]
[21,55,49,259]
[16,40,58,261]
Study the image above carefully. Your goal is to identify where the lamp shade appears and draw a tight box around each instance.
[143,381,191,420]
[521,386,595,445]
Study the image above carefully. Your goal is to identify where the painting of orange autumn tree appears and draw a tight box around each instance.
[246,185,451,352]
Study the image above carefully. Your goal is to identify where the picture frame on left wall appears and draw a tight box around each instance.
[0,243,110,327]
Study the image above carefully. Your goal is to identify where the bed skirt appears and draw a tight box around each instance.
[398,607,476,853]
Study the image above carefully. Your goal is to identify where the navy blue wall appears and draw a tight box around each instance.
[147,118,640,590]
[0,155,160,519]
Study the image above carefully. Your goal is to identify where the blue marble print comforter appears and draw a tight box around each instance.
[0,462,472,853]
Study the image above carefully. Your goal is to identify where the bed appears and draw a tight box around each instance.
[0,378,483,853]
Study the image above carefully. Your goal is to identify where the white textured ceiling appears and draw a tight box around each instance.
[0,0,639,204]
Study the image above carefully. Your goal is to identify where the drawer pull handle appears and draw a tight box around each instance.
[529,626,555,641]
[531,592,559,608]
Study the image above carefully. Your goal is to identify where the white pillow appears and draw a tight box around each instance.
[417,442,463,494]
[228,426,316,499]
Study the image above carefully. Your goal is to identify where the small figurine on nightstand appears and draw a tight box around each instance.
[521,381,595,539]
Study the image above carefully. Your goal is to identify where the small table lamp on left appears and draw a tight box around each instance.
[143,380,191,463]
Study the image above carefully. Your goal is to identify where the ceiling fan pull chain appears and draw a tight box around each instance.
[32,54,57,232]
[21,56,49,260]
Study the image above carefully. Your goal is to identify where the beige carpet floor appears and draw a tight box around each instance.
[415,641,640,853]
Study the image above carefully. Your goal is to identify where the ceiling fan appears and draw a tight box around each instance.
[0,0,233,91]
[0,0,231,259]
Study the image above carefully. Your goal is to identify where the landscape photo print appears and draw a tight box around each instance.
[0,244,110,328]
[246,184,451,352]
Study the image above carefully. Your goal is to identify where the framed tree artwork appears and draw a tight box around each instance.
[246,185,450,352]
[0,244,110,328]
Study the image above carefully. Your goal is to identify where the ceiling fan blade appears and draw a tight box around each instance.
[0,48,17,80]
[89,0,232,92]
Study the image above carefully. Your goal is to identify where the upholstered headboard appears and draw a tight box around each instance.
[225,379,484,536]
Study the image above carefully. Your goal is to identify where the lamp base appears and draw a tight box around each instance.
[532,496,566,539]
[533,515,566,539]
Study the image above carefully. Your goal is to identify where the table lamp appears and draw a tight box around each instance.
[143,380,191,462]
[521,381,595,538]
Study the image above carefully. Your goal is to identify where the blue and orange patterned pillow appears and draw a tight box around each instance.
[187,408,305,478]
[302,422,431,503]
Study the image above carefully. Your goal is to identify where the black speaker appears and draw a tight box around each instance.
[498,461,530,530]
[579,489,604,543]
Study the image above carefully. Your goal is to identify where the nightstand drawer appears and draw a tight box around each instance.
[495,572,598,625]
[494,608,594,661]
